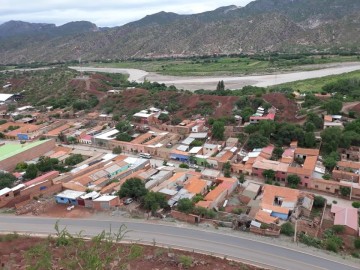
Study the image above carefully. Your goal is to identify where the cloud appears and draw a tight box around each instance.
[0,0,255,27]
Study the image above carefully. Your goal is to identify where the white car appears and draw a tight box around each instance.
[166,163,175,167]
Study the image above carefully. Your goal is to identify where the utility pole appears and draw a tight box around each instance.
[294,219,298,243]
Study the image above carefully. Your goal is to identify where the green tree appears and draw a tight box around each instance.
[112,146,122,154]
[280,222,295,236]
[258,120,276,137]
[323,99,343,115]
[0,172,17,189]
[15,162,28,172]
[64,154,84,166]
[116,133,132,142]
[223,161,231,178]
[116,120,132,133]
[36,156,59,172]
[247,133,269,149]
[323,152,339,171]
[262,169,275,180]
[118,178,148,199]
[192,194,204,203]
[240,107,255,122]
[212,120,225,141]
[244,124,259,134]
[339,186,351,197]
[313,196,326,208]
[24,164,38,180]
[216,80,225,91]
[238,173,245,185]
[179,163,189,169]
[321,127,342,155]
[306,113,323,129]
[190,140,203,147]
[272,147,284,160]
[287,174,301,188]
[0,132,4,139]
[354,238,360,249]
[303,132,316,148]
[304,122,316,132]
[158,113,170,122]
[352,201,360,208]
[143,192,168,213]
[177,198,195,214]
[67,136,77,144]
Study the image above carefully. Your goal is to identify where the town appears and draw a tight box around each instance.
[1,81,360,261]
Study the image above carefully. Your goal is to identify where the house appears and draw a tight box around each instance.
[201,169,221,181]
[92,195,120,210]
[330,205,359,236]
[249,113,275,124]
[259,185,300,221]
[339,146,360,162]
[55,190,86,205]
[0,94,15,103]
[252,157,289,182]
[332,161,360,183]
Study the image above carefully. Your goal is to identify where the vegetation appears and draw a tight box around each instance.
[211,120,225,141]
[118,178,147,199]
[177,198,195,214]
[287,174,301,189]
[354,238,360,249]
[313,196,326,208]
[223,162,231,178]
[280,222,295,237]
[178,255,193,269]
[0,172,17,189]
[340,186,351,197]
[23,164,38,180]
[143,192,168,214]
[352,201,360,208]
[64,154,84,166]
[179,163,189,169]
[262,169,275,181]
[112,146,122,154]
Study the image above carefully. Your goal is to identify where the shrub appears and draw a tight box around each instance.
[298,233,322,248]
[325,238,340,253]
[351,252,360,258]
[332,225,345,234]
[280,222,295,236]
[179,163,189,169]
[112,146,122,154]
[232,208,243,215]
[313,196,326,208]
[178,255,193,268]
[128,244,144,260]
[354,238,360,249]
[332,200,337,204]
[177,198,194,214]
[352,201,360,208]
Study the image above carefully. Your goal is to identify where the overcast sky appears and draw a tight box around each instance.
[0,0,255,27]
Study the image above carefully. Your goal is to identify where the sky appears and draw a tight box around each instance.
[0,0,255,27]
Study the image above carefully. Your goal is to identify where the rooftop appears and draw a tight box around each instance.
[261,185,300,214]
[0,140,51,162]
[185,178,208,194]
[0,187,12,196]
[331,205,359,232]
[95,129,119,140]
[93,195,118,202]
[295,147,320,156]
[56,189,86,200]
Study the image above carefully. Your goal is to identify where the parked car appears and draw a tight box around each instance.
[189,164,199,169]
[124,198,134,205]
[166,163,175,167]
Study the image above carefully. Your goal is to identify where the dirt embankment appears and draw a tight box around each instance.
[263,93,299,122]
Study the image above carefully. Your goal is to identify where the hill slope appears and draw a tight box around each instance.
[1,0,360,64]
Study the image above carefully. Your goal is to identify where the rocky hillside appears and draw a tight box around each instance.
[0,0,360,64]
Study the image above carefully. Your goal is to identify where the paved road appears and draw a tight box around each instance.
[0,216,358,270]
[70,62,360,90]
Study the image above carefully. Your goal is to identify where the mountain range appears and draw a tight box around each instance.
[1,0,360,64]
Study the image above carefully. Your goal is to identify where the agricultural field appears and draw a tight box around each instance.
[86,55,360,76]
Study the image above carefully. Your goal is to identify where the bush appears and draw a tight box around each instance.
[280,222,295,236]
[332,225,345,234]
[112,146,122,154]
[352,201,360,208]
[179,163,189,169]
[177,198,194,214]
[232,208,243,215]
[332,200,337,204]
[298,233,322,248]
[313,196,326,208]
[178,255,193,269]
[325,238,340,253]
[354,238,360,249]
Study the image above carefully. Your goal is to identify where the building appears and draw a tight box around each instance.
[0,140,56,171]
[92,195,120,210]
[55,190,86,205]
[258,185,300,221]
[330,205,359,236]
[0,94,15,104]
[249,113,275,124]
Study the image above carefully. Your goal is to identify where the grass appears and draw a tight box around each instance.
[271,70,360,93]
[85,55,360,76]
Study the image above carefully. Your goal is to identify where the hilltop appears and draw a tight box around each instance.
[1,0,360,64]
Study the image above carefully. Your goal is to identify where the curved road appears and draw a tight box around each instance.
[0,216,358,270]
[70,62,360,90]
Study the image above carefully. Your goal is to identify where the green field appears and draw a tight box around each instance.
[86,55,360,76]
[271,70,360,93]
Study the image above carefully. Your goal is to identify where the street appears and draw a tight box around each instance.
[0,215,358,270]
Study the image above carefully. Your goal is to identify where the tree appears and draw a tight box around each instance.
[65,154,84,166]
[24,164,38,180]
[116,120,132,133]
[118,178,148,199]
[67,136,77,144]
[179,163,189,169]
[320,127,342,155]
[247,133,269,149]
[0,132,4,139]
[112,146,122,154]
[216,80,225,91]
[323,152,338,171]
[223,161,231,177]
[272,147,284,160]
[190,140,203,147]
[280,222,295,236]
[0,172,17,189]
[258,120,276,137]
[15,162,28,172]
[262,169,275,180]
[171,117,182,125]
[36,156,59,172]
[212,120,225,141]
[158,113,170,122]
[303,132,316,148]
[323,99,343,115]
[354,238,360,249]
[238,174,245,185]
[143,192,168,213]
[287,174,301,188]
[240,107,255,122]
[339,186,351,197]
[116,133,132,142]
[192,194,204,203]
[352,201,360,208]
[313,196,326,208]
[177,198,195,214]
[306,113,323,129]
[304,122,316,132]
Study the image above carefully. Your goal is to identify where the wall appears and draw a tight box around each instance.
[0,139,56,171]
[310,178,339,194]
[250,226,280,237]
[171,210,200,224]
